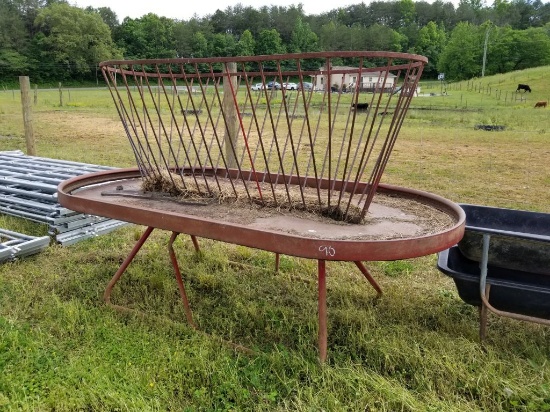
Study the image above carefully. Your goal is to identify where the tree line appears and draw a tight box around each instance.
[1,0,550,84]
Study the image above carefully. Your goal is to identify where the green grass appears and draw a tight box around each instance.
[0,67,549,411]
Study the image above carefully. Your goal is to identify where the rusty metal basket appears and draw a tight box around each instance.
[57,52,470,361]
[101,51,426,223]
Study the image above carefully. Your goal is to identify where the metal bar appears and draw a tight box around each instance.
[55,220,128,246]
[318,259,327,363]
[168,232,197,328]
[480,234,491,297]
[0,150,127,245]
[104,226,154,307]
[354,261,383,297]
[0,228,50,263]
[478,233,550,329]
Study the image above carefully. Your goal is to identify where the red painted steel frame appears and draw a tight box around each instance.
[58,168,465,361]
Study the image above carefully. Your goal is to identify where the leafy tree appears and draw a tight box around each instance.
[34,3,121,80]
[115,14,175,59]
[173,18,203,58]
[9,0,47,37]
[367,1,402,29]
[191,32,208,58]
[483,24,515,74]
[492,0,512,25]
[2,0,550,83]
[0,0,30,77]
[412,21,447,77]
[255,28,286,55]
[210,8,230,34]
[507,0,544,29]
[318,21,340,51]
[235,29,255,56]
[339,3,370,27]
[437,21,481,80]
[414,0,457,29]
[536,2,550,26]
[0,49,29,78]
[233,6,270,37]
[289,17,319,53]
[209,32,236,57]
[269,5,306,44]
[398,0,417,26]
[508,26,550,69]
[85,6,119,32]
[456,0,490,24]
[363,24,405,51]
[115,18,146,59]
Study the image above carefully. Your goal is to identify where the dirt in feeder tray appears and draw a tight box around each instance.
[141,171,366,223]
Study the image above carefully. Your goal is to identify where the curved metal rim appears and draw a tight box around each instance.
[99,51,428,68]
[57,168,464,262]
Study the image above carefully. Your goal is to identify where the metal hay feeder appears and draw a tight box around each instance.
[58,52,465,361]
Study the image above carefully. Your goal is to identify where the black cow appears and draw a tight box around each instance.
[516,84,532,93]
[351,102,369,111]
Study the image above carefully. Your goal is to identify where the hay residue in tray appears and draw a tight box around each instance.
[141,170,365,223]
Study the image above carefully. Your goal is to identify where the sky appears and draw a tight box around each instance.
[71,0,342,22]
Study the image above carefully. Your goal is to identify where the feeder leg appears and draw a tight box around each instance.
[190,235,200,253]
[104,226,154,306]
[479,283,491,341]
[354,261,383,297]
[479,234,491,342]
[168,232,197,329]
[318,259,327,363]
[275,253,280,272]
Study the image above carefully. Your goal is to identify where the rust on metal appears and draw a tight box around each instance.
[100,51,426,223]
[58,52,466,361]
[58,168,465,262]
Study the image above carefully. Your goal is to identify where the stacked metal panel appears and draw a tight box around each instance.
[0,151,129,246]
[0,228,50,262]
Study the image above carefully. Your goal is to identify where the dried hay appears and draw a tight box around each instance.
[142,170,365,224]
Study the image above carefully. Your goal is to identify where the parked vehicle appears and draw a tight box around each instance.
[298,82,313,91]
[251,83,264,91]
[283,82,297,90]
[266,81,281,90]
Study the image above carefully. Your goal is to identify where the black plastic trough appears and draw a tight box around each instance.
[457,204,550,275]
[437,204,550,338]
[438,246,550,319]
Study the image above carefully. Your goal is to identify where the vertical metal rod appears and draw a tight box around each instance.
[480,233,491,297]
[275,253,280,272]
[479,284,491,341]
[318,259,327,363]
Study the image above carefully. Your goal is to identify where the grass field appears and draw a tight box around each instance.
[0,66,549,411]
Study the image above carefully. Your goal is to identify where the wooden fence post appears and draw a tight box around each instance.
[58,82,63,106]
[223,62,239,169]
[34,84,38,105]
[19,76,36,156]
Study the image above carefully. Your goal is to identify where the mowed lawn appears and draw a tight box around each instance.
[0,68,549,411]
